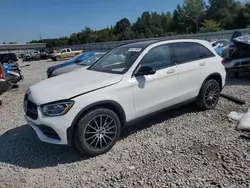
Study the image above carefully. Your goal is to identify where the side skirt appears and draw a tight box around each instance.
[125,97,197,127]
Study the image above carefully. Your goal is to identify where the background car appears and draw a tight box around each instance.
[210,39,230,57]
[0,53,18,63]
[51,52,106,77]
[50,48,82,61]
[47,52,99,78]
[0,63,11,96]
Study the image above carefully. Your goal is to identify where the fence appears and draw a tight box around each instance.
[56,28,250,52]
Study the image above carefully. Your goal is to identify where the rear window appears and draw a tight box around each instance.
[171,42,200,64]
[194,43,215,59]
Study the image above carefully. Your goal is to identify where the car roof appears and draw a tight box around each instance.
[118,39,210,49]
[118,40,158,49]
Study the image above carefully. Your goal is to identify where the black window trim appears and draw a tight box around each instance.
[132,43,176,77]
[194,42,215,60]
[171,42,215,65]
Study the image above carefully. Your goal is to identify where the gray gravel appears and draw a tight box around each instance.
[1,59,250,188]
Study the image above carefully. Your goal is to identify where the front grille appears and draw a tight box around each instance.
[26,100,38,120]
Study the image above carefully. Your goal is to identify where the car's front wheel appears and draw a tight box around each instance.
[197,79,221,110]
[56,56,61,61]
[74,108,121,157]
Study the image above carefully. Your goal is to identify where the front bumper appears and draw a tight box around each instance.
[24,98,80,145]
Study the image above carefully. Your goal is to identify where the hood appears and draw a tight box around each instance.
[52,64,87,76]
[29,69,123,105]
[47,60,76,73]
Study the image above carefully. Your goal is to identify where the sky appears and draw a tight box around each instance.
[0,0,247,43]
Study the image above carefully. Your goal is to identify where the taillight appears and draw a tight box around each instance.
[221,59,225,64]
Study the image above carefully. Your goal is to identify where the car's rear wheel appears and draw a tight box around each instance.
[197,79,220,110]
[74,108,121,157]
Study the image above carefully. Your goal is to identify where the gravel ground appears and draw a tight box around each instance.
[0,59,250,188]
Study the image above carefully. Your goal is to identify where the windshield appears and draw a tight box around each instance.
[88,47,143,74]
[79,54,104,66]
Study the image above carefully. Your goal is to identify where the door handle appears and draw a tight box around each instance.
[199,62,206,66]
[167,69,175,74]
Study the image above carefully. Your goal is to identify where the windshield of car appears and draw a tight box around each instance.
[88,47,143,74]
[78,54,104,66]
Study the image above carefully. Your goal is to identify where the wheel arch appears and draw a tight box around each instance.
[201,73,223,91]
[67,100,126,145]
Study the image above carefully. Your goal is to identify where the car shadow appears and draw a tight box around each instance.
[121,104,199,139]
[0,104,199,169]
[0,125,86,169]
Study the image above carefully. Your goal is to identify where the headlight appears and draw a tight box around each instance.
[41,101,74,117]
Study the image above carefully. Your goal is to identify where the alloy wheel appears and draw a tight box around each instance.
[204,82,220,107]
[83,115,117,151]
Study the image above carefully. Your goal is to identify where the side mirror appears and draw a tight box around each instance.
[134,66,156,77]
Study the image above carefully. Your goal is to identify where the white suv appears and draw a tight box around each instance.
[24,39,226,156]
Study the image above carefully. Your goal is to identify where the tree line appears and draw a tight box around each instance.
[29,0,250,48]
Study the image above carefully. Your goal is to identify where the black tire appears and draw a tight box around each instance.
[56,56,61,61]
[74,108,121,157]
[196,79,220,110]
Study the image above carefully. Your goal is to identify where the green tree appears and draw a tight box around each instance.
[200,19,221,32]
[235,2,250,29]
[181,0,206,33]
[161,12,174,34]
[173,4,191,33]
[206,0,242,29]
[114,18,134,40]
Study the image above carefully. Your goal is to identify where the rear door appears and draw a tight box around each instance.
[171,42,213,103]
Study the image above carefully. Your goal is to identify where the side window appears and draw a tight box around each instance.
[140,45,174,70]
[194,43,215,59]
[61,50,66,53]
[67,49,71,52]
[172,42,200,64]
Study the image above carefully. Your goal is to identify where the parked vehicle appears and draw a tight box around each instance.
[210,39,230,57]
[224,57,250,77]
[18,53,25,59]
[22,53,33,62]
[230,30,250,42]
[224,32,250,77]
[24,39,226,157]
[51,52,106,77]
[0,53,18,63]
[47,52,97,78]
[0,63,11,95]
[3,63,24,84]
[40,51,49,60]
[50,48,82,61]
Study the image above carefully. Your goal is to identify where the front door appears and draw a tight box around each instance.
[132,44,179,118]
